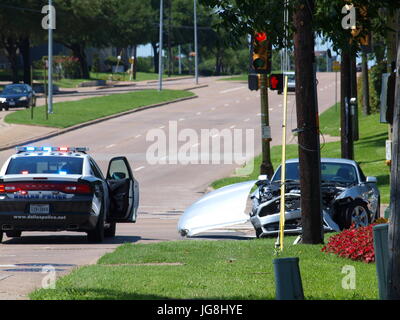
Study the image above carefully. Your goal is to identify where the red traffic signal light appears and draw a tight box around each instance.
[269,74,284,93]
[252,32,271,74]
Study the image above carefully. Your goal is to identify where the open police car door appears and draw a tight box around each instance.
[106,157,139,223]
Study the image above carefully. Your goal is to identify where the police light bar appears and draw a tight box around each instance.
[16,146,89,153]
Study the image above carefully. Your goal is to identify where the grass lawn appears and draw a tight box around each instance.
[212,104,391,203]
[30,236,378,300]
[5,89,194,129]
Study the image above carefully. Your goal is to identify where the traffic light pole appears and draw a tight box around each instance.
[260,74,274,179]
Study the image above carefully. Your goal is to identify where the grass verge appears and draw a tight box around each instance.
[5,89,194,129]
[30,236,378,300]
[212,105,390,203]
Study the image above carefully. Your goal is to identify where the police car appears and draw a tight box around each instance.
[0,146,139,243]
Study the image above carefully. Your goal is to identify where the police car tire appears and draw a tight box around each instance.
[87,207,105,243]
[104,222,116,238]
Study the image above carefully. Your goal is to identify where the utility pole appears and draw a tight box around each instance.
[158,0,164,91]
[260,74,274,178]
[194,0,199,85]
[293,0,323,244]
[340,49,354,159]
[361,52,370,115]
[387,38,400,300]
[48,0,54,114]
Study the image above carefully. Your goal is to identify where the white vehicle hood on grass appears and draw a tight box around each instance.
[178,180,257,237]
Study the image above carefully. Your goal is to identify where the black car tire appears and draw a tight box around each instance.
[104,222,116,238]
[4,107,9,111]
[6,231,22,238]
[340,200,370,230]
[255,228,263,238]
[87,206,105,243]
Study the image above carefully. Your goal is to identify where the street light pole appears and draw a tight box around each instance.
[48,0,54,114]
[158,0,164,91]
[194,0,199,84]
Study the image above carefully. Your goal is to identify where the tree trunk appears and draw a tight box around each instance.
[293,0,323,244]
[19,36,31,85]
[340,49,354,159]
[2,37,19,83]
[152,42,159,74]
[387,36,400,300]
[71,43,90,79]
[361,52,370,115]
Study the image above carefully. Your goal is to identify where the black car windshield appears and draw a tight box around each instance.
[2,86,28,95]
[272,162,358,184]
[6,157,83,175]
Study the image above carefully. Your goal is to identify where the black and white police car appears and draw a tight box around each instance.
[0,146,139,243]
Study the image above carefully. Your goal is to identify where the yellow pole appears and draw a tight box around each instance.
[278,75,289,251]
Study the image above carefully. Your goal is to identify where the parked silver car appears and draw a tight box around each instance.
[250,158,380,237]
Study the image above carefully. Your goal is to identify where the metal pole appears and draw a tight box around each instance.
[194,0,199,84]
[178,45,182,75]
[158,0,164,91]
[48,0,53,114]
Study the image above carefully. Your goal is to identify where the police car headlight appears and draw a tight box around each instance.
[0,98,5,103]
[19,96,28,101]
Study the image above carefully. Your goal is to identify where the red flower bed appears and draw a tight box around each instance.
[322,224,376,263]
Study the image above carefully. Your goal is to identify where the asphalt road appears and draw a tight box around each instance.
[0,73,339,299]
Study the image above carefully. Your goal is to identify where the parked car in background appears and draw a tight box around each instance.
[0,84,36,111]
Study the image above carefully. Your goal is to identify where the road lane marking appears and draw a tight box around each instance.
[135,134,142,138]
[236,100,240,103]
[230,125,236,129]
[211,134,219,138]
[244,118,250,122]
[0,265,17,268]
[219,86,246,94]
[134,166,145,172]
[106,144,116,149]
[224,104,229,107]
[159,125,166,129]
[196,112,202,115]
[179,118,185,121]
[211,107,216,111]
[191,143,200,148]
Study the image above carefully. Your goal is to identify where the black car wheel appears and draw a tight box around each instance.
[104,222,116,238]
[87,206,105,243]
[255,228,263,238]
[340,200,370,230]
[6,231,22,238]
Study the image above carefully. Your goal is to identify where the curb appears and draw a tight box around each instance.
[0,94,198,152]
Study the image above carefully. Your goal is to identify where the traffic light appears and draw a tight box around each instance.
[251,32,271,74]
[248,73,261,91]
[269,74,284,93]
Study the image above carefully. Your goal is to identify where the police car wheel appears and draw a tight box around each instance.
[104,222,116,238]
[87,206,105,243]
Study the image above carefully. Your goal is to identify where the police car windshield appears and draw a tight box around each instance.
[6,157,83,175]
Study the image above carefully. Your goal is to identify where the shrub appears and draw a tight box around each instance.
[321,224,379,263]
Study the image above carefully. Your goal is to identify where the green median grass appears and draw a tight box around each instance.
[30,237,378,300]
[212,104,390,203]
[4,89,194,129]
